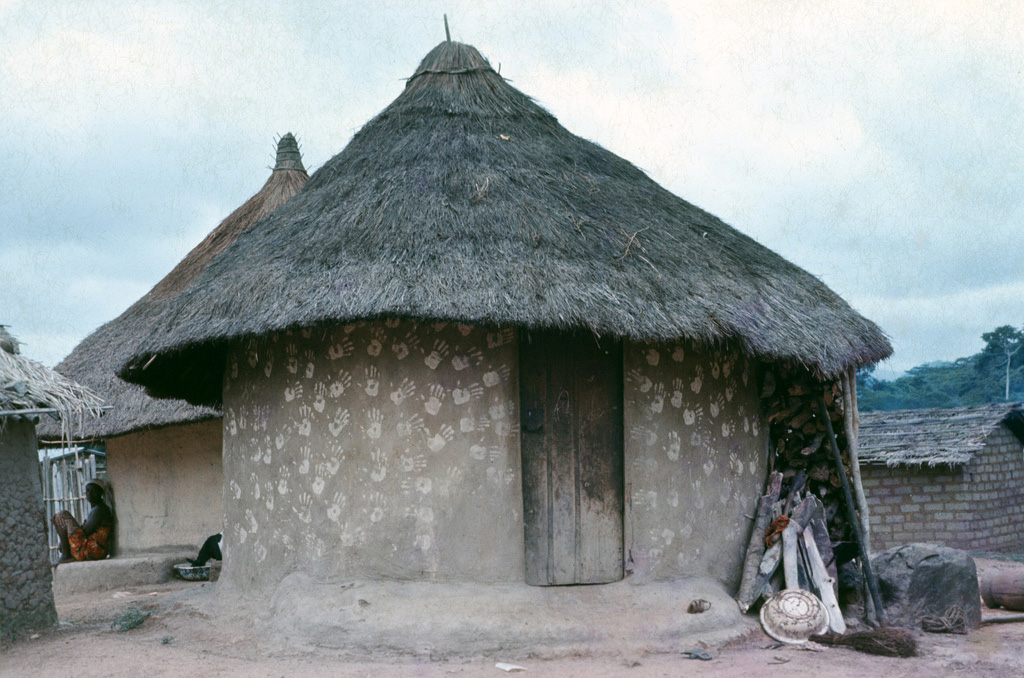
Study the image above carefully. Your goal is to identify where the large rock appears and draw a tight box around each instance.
[872,543,981,630]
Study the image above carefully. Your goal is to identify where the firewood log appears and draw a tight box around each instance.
[737,471,783,613]
[782,523,802,590]
[801,528,846,633]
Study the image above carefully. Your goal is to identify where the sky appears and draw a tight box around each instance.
[1,0,1021,379]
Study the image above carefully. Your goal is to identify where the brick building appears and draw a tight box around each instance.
[858,403,1024,552]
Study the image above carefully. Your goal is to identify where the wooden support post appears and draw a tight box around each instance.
[73,445,84,521]
[817,394,886,626]
[842,369,871,545]
[842,369,874,624]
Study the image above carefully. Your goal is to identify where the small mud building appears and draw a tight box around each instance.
[121,42,890,595]
[1,327,102,640]
[859,403,1024,552]
[43,136,308,554]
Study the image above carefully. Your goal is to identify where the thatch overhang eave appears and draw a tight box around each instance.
[861,454,973,468]
[38,408,221,443]
[0,345,104,437]
[116,243,890,399]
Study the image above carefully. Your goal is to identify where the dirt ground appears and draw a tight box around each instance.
[3,556,1023,677]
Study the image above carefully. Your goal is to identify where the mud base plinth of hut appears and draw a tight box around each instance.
[214,575,754,657]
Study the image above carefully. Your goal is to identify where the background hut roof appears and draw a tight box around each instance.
[120,41,891,407]
[39,136,308,440]
[858,403,1024,467]
[1,328,104,435]
[0,326,21,355]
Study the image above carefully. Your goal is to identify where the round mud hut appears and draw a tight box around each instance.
[42,135,308,556]
[120,42,890,606]
[1,327,103,641]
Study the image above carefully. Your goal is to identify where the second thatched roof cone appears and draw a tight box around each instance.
[121,41,890,404]
[43,134,309,438]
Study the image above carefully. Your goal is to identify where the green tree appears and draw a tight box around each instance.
[980,325,1023,400]
[858,325,1024,411]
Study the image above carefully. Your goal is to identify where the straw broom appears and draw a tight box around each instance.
[811,628,917,657]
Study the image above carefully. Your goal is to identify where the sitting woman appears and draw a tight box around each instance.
[52,479,114,567]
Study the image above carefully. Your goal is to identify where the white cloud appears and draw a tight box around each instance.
[856,280,1024,373]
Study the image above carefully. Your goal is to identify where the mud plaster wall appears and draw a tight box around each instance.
[624,341,765,589]
[105,419,223,553]
[222,320,521,590]
[0,418,58,640]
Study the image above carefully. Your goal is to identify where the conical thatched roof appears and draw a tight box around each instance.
[121,41,891,407]
[40,136,308,439]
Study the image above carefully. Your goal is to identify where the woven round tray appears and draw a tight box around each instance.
[760,589,829,644]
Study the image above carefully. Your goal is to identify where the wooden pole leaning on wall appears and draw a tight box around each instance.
[40,453,55,560]
[842,369,871,544]
[817,394,887,626]
[802,527,847,633]
[842,369,875,624]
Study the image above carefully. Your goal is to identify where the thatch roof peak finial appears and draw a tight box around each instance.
[408,41,494,83]
[444,14,451,42]
[275,133,305,172]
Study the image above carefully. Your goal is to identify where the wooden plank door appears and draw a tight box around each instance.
[520,329,624,585]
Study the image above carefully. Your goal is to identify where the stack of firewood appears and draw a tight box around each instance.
[735,469,846,633]
[758,363,856,544]
[735,362,868,626]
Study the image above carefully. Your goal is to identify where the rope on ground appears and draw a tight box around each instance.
[920,606,969,634]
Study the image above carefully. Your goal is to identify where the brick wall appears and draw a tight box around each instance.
[965,426,1024,551]
[861,424,1024,552]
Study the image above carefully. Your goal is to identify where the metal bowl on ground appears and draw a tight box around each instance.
[760,589,830,644]
[174,563,210,581]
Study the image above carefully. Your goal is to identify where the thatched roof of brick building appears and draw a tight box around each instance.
[859,403,1024,467]
[120,41,891,407]
[39,136,308,439]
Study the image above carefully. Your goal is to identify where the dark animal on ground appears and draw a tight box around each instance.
[187,533,222,566]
